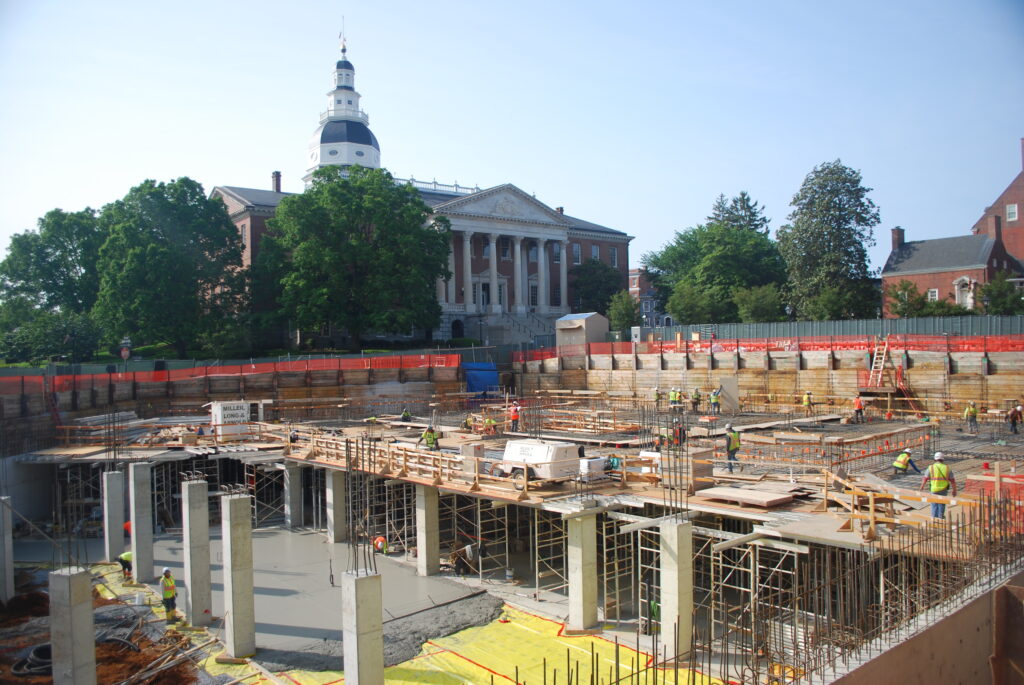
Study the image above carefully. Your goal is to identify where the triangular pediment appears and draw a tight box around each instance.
[433,184,572,226]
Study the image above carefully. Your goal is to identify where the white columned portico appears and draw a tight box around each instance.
[462,231,476,314]
[488,233,500,314]
[513,236,525,314]
[560,239,569,313]
[537,238,549,314]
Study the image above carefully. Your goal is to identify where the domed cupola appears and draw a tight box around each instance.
[304,40,380,185]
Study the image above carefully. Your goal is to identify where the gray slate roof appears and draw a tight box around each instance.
[882,234,1006,276]
[217,186,292,208]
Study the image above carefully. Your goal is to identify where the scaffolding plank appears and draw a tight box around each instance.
[698,487,795,507]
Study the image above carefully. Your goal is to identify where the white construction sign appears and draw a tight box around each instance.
[211,401,251,439]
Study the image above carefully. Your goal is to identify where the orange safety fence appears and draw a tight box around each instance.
[0,353,462,397]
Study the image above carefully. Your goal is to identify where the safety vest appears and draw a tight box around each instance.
[927,463,950,492]
[510,406,520,420]
[119,551,132,562]
[802,394,811,406]
[893,452,911,470]
[692,391,701,401]
[160,575,176,599]
[423,431,438,448]
[727,431,740,450]
[964,406,978,418]
[710,393,720,405]
[853,397,863,410]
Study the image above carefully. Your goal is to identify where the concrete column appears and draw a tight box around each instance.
[435,276,445,303]
[342,572,384,684]
[102,471,124,563]
[0,497,13,604]
[182,481,211,627]
[659,519,694,658]
[567,514,597,630]
[326,470,349,543]
[49,566,96,685]
[284,464,303,529]
[222,494,256,658]
[415,485,439,576]
[488,233,501,314]
[513,236,525,314]
[537,238,549,314]
[559,239,569,313]
[129,462,153,583]
[462,231,476,314]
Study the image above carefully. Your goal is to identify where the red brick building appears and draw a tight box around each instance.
[971,139,1024,262]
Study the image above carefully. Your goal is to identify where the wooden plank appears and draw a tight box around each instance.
[697,487,794,507]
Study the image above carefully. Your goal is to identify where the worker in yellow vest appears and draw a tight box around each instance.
[802,391,813,417]
[690,388,701,413]
[963,401,979,434]
[724,424,741,474]
[160,568,178,622]
[117,550,133,581]
[921,452,957,519]
[892,448,921,476]
[709,387,722,415]
[417,426,439,450]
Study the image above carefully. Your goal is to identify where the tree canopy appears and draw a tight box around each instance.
[266,166,451,350]
[607,290,640,331]
[93,177,245,358]
[568,258,624,315]
[776,160,879,319]
[978,272,1024,315]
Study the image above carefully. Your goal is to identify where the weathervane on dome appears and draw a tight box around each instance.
[339,18,347,55]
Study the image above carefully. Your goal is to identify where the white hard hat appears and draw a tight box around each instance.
[933,452,944,461]
[1017,405,1022,411]
[162,567,171,574]
[905,448,912,453]
[725,423,733,430]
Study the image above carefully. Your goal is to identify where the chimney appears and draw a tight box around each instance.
[989,214,1002,242]
[555,206,564,214]
[891,226,905,251]
[271,171,282,193]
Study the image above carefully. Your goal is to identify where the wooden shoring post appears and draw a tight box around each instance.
[397,450,409,478]
[866,493,877,541]
[995,461,1002,499]
[431,455,442,486]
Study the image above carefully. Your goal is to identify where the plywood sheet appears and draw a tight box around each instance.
[698,487,794,507]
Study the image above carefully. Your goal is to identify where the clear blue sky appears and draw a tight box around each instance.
[1,0,1022,272]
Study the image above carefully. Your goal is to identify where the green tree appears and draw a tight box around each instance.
[707,191,770,234]
[569,258,624,314]
[776,160,880,319]
[732,283,786,322]
[267,166,451,350]
[607,290,641,330]
[0,208,104,313]
[885,280,928,318]
[93,177,245,358]
[0,310,101,364]
[666,281,716,324]
[978,272,1024,315]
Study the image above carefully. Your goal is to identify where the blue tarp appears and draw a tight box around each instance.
[462,362,498,394]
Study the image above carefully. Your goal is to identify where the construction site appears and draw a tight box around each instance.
[1,328,1024,684]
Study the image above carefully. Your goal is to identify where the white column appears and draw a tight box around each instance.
[462,231,476,314]
[415,485,439,576]
[488,233,501,314]
[102,471,124,563]
[49,566,96,685]
[513,236,525,314]
[0,497,13,604]
[342,572,384,684]
[567,514,597,630]
[182,480,211,627]
[446,238,456,304]
[129,463,153,583]
[537,238,550,314]
[660,519,694,658]
[284,464,302,529]
[223,494,256,658]
[326,470,348,543]
[560,239,569,313]
[435,276,445,303]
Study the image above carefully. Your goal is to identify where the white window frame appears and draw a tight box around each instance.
[591,244,600,260]
[572,243,581,265]
[926,288,939,302]
[482,239,490,259]
[500,238,510,260]
[1007,204,1019,222]
[552,241,560,264]
[528,245,538,262]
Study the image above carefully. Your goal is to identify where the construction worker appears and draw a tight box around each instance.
[653,387,663,410]
[892,448,921,476]
[509,402,521,432]
[417,426,439,450]
[117,549,133,581]
[1007,405,1022,435]
[802,391,813,417]
[725,423,741,474]
[668,388,678,408]
[709,386,722,415]
[463,414,475,432]
[964,401,979,434]
[484,416,497,434]
[671,417,685,446]
[691,388,701,413]
[921,452,956,519]
[160,568,177,622]
[852,396,865,424]
[400,407,412,422]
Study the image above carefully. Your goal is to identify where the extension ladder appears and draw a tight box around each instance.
[867,336,890,387]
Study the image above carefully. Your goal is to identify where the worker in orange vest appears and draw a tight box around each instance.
[852,396,865,423]
[509,402,521,432]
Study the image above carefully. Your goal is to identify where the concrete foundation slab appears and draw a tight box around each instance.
[342,572,384,684]
[182,480,211,626]
[49,566,96,685]
[102,471,124,563]
[129,463,153,582]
